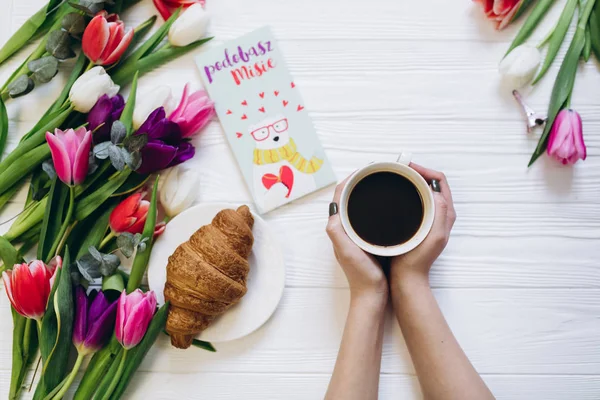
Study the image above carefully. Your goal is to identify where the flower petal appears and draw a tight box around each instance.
[137,141,178,174]
[103,28,134,65]
[72,129,92,185]
[46,131,72,185]
[73,286,89,347]
[82,15,110,63]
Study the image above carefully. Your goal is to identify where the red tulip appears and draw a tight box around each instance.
[152,0,205,20]
[2,257,62,321]
[110,192,164,236]
[115,289,157,349]
[547,109,587,165]
[82,11,134,66]
[474,0,522,30]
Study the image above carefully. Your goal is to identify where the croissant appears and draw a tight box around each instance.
[164,205,255,349]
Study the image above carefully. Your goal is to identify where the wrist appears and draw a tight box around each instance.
[390,268,430,296]
[350,288,388,314]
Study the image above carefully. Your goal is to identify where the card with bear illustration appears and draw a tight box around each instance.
[195,26,336,213]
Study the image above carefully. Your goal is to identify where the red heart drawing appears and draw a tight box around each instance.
[297,105,304,111]
[262,165,294,198]
[226,109,232,115]
[291,82,296,88]
[236,132,243,138]
[241,114,247,120]
[258,107,265,113]
[274,91,279,96]
[259,92,265,98]
[283,100,289,107]
[241,100,247,106]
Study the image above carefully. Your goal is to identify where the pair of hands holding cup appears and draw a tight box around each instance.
[326,163,456,303]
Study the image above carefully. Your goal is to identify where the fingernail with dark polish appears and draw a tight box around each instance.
[431,179,441,193]
[329,202,339,217]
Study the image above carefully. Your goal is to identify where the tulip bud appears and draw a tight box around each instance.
[133,86,176,130]
[46,127,93,186]
[547,109,586,165]
[73,286,118,355]
[82,12,134,66]
[169,83,215,138]
[168,4,210,47]
[2,257,62,321]
[499,44,541,89]
[115,289,157,349]
[69,66,120,113]
[159,165,198,217]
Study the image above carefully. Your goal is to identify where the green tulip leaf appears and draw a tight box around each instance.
[533,0,578,84]
[584,23,592,61]
[75,169,131,221]
[192,338,217,352]
[48,51,87,115]
[123,16,157,60]
[120,71,138,136]
[102,273,125,292]
[509,0,538,23]
[0,236,19,273]
[38,248,74,398]
[506,0,555,55]
[28,55,59,83]
[0,97,7,162]
[46,30,75,60]
[61,12,86,36]
[29,166,53,202]
[127,176,158,292]
[37,177,69,262]
[0,5,48,65]
[109,303,170,400]
[111,172,149,197]
[7,74,35,98]
[590,5,600,60]
[72,201,115,260]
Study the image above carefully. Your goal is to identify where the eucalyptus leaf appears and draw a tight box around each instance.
[533,0,578,84]
[128,150,142,171]
[61,12,86,36]
[123,134,148,152]
[46,30,75,60]
[7,74,35,98]
[94,142,112,159]
[0,97,7,162]
[108,145,126,171]
[69,0,106,16]
[99,253,120,276]
[88,153,99,175]
[42,159,57,180]
[116,232,144,258]
[77,252,102,282]
[110,120,127,144]
[28,55,59,83]
[89,245,103,262]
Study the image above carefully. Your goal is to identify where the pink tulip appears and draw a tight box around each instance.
[474,0,522,30]
[46,127,93,186]
[547,109,587,165]
[169,83,215,138]
[82,11,134,66]
[115,289,157,349]
[2,257,62,321]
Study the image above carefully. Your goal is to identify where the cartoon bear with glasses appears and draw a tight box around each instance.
[250,114,324,211]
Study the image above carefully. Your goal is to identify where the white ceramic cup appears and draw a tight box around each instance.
[339,153,435,257]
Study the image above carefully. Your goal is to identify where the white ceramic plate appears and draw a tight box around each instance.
[147,203,285,343]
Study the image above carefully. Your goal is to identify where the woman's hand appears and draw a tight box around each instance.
[391,163,456,285]
[326,178,388,306]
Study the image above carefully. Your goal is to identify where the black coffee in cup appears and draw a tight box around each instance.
[347,171,424,247]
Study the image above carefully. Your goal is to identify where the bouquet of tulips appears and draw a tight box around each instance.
[0,2,216,399]
[474,0,597,166]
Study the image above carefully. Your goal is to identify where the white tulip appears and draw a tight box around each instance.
[69,66,120,113]
[159,165,199,218]
[499,44,541,89]
[133,86,176,129]
[168,4,210,47]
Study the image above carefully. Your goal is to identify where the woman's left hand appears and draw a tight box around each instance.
[326,178,388,305]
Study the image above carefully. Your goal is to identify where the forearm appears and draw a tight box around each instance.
[325,292,387,400]
[392,273,494,400]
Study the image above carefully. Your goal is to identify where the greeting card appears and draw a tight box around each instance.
[195,26,336,214]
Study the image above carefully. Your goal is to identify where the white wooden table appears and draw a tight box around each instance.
[2,0,600,398]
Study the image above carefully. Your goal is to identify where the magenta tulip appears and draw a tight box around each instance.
[547,109,587,165]
[46,127,93,186]
[169,83,215,138]
[73,286,118,355]
[115,289,157,349]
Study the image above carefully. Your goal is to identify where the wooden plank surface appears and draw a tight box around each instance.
[1,0,600,398]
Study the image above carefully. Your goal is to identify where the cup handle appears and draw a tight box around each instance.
[397,152,412,166]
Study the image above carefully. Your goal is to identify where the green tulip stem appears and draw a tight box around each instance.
[102,349,128,400]
[55,221,77,257]
[49,352,85,400]
[48,186,75,259]
[99,231,116,251]
[537,23,557,48]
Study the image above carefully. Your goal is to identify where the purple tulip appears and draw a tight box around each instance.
[46,127,93,186]
[135,107,196,174]
[115,289,157,349]
[73,286,118,355]
[547,109,587,165]
[87,94,125,143]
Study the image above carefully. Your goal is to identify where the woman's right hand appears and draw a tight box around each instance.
[390,163,456,285]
